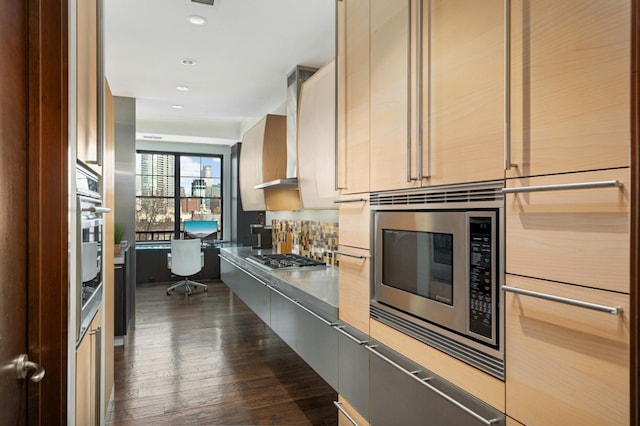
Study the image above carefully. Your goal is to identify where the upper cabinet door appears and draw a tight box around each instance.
[337,0,370,195]
[428,0,505,186]
[508,0,631,178]
[239,118,267,211]
[77,0,100,172]
[297,60,338,209]
[369,0,422,192]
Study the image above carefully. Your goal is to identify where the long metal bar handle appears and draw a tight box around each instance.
[334,250,367,259]
[416,0,423,180]
[425,0,432,179]
[335,0,344,190]
[334,401,359,426]
[333,198,366,204]
[502,286,622,315]
[221,257,269,286]
[268,285,337,327]
[334,325,369,345]
[502,180,622,194]
[366,345,500,425]
[406,0,413,183]
[82,206,111,214]
[504,0,511,170]
[91,326,102,425]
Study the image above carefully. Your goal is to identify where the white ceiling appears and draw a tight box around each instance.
[104,0,336,145]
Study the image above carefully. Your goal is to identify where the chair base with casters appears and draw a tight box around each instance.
[166,277,208,296]
[167,238,208,296]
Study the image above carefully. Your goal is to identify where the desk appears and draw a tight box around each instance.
[136,243,221,284]
[114,245,132,337]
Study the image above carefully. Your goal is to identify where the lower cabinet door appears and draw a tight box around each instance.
[220,258,270,326]
[270,289,339,390]
[337,326,369,421]
[505,274,630,425]
[369,343,505,426]
[238,268,271,326]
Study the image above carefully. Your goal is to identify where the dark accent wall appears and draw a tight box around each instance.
[113,96,136,324]
[231,143,263,246]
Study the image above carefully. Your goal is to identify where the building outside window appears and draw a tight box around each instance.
[136,151,223,241]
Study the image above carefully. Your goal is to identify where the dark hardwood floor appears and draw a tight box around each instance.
[106,279,338,425]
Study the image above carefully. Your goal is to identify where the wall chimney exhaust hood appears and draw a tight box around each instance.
[254,65,317,191]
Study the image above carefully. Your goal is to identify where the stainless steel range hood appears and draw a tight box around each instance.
[255,65,317,190]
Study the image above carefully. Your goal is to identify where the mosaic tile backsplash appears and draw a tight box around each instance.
[272,219,339,266]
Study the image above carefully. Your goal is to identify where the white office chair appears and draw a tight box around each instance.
[166,239,208,295]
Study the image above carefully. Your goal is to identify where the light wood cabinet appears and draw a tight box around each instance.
[337,195,369,250]
[76,309,102,426]
[369,0,422,192]
[76,0,99,172]
[297,59,338,209]
[505,168,630,293]
[337,246,370,335]
[428,0,504,186]
[507,0,630,178]
[337,397,370,426]
[369,0,505,191]
[505,274,629,425]
[239,114,299,211]
[337,0,370,195]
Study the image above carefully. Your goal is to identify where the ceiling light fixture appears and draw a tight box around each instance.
[180,58,197,66]
[188,15,208,25]
[175,85,190,91]
[171,105,184,109]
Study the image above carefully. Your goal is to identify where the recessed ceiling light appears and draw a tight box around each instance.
[188,15,208,25]
[171,105,184,109]
[180,58,197,66]
[175,85,190,91]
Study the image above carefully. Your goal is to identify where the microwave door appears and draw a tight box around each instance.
[382,230,454,306]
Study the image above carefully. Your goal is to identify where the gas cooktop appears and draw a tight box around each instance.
[247,253,325,270]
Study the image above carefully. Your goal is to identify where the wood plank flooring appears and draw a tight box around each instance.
[106,280,338,425]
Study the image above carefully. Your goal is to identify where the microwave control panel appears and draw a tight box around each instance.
[469,217,494,340]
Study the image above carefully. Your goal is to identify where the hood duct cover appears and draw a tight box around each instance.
[286,65,317,178]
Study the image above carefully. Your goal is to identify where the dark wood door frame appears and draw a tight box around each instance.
[26,0,69,423]
[632,1,639,424]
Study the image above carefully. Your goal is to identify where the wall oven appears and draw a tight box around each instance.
[76,164,109,341]
[370,181,505,379]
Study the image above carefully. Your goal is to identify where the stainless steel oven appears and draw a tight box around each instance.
[76,165,109,340]
[370,181,505,379]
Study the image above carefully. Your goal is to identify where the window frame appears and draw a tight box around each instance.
[135,149,224,241]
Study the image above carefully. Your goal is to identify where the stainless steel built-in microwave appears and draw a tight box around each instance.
[370,185,505,378]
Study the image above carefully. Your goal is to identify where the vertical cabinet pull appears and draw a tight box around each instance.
[406,0,414,182]
[504,0,511,170]
[335,0,345,190]
[416,0,424,181]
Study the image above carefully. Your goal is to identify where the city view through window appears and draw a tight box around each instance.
[136,152,222,241]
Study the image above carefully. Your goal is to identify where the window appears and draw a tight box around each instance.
[136,151,223,241]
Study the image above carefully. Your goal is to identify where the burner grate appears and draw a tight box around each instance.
[247,254,325,270]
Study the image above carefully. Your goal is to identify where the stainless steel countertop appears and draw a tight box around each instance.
[219,246,339,321]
